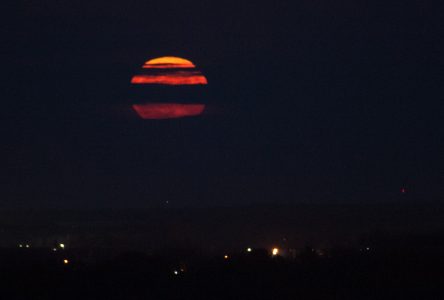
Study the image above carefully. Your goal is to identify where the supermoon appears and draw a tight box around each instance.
[130,56,208,119]
[131,56,208,86]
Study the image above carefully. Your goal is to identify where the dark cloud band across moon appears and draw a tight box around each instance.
[130,56,208,119]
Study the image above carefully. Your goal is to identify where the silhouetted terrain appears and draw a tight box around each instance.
[1,202,443,252]
[1,203,444,298]
[2,243,444,299]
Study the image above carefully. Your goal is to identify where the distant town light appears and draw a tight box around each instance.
[52,248,57,252]
[173,270,179,275]
[63,259,69,264]
[59,243,65,249]
[25,244,30,248]
[224,255,229,259]
[18,244,23,248]
[247,247,252,252]
[272,248,279,256]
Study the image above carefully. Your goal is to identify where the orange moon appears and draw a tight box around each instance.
[130,56,208,119]
[142,56,196,69]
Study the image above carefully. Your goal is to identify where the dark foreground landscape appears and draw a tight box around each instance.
[1,203,444,299]
[2,241,444,299]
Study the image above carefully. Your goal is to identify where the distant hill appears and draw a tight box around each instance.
[0,202,443,252]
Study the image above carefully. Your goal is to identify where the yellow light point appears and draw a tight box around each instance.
[59,243,65,249]
[272,248,279,256]
[143,56,196,69]
[63,259,69,264]
[224,255,229,259]
[247,247,252,252]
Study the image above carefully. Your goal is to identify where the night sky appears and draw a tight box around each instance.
[3,1,443,208]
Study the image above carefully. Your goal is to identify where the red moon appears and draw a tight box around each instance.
[131,56,208,119]
[131,71,208,85]
[132,103,205,119]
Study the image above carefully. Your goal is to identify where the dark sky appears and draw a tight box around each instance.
[3,0,443,208]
